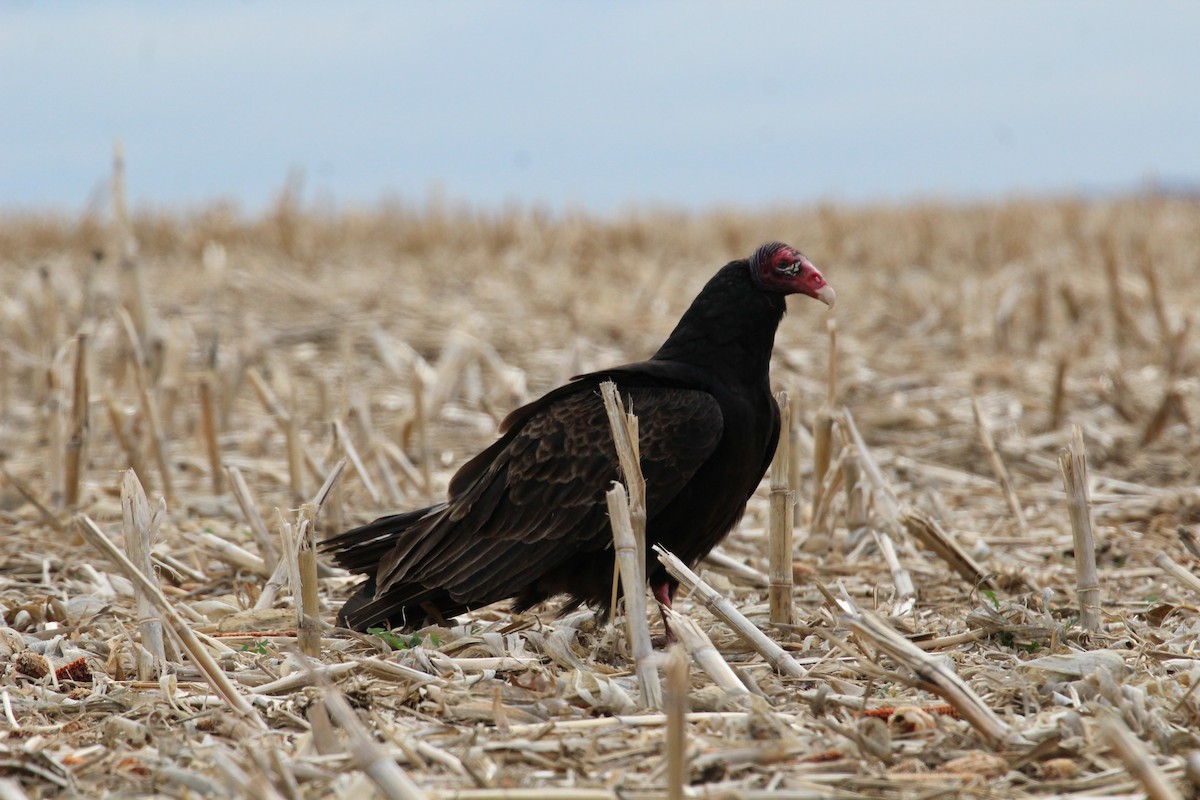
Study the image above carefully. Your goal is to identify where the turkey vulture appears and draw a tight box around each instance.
[324,242,834,630]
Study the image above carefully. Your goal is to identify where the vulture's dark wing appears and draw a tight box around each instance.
[371,379,724,611]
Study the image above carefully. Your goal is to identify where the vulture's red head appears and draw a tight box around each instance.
[749,242,835,307]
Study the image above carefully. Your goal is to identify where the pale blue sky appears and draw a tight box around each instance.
[3,2,1199,214]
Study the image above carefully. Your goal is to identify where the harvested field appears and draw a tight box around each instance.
[1,195,1200,798]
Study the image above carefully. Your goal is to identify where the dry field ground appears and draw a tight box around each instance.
[1,195,1199,798]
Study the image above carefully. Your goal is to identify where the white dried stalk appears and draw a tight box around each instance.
[1152,552,1200,597]
[0,777,32,800]
[664,645,688,800]
[871,528,915,601]
[654,545,806,678]
[75,513,267,729]
[309,457,347,568]
[426,654,541,674]
[606,483,661,710]
[197,532,268,577]
[152,550,206,584]
[847,610,1021,748]
[814,576,861,619]
[700,549,769,589]
[972,397,1029,534]
[252,662,360,695]
[122,470,165,679]
[1058,425,1102,633]
[310,458,347,516]
[1098,712,1183,800]
[228,465,279,574]
[408,738,467,777]
[660,606,748,699]
[277,509,302,631]
[768,391,795,625]
[255,550,292,611]
[334,418,381,506]
[600,382,646,541]
[600,381,659,708]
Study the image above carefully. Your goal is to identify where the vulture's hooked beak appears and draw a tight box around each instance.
[814,284,836,308]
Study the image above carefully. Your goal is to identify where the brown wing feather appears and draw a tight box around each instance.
[374,384,723,609]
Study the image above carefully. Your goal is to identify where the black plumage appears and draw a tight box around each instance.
[323,242,835,630]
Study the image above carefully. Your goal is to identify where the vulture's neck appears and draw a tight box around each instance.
[650,260,785,387]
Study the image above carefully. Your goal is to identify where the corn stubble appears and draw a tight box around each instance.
[0,193,1198,797]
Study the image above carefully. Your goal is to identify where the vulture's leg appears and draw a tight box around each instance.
[652,581,677,644]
